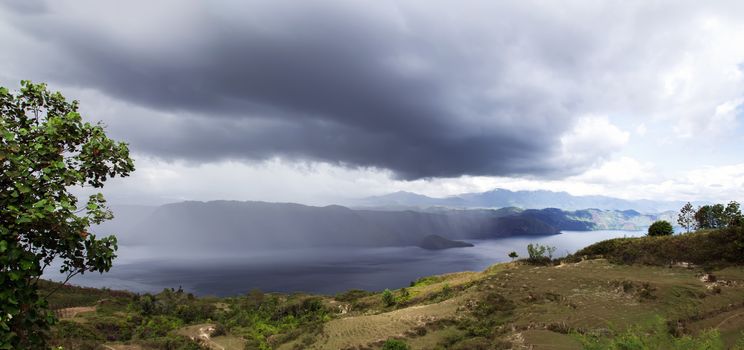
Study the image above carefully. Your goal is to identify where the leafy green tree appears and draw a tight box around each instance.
[382,289,395,307]
[508,251,518,260]
[711,204,726,228]
[724,201,743,227]
[527,243,545,259]
[695,205,716,229]
[527,243,556,260]
[648,220,674,236]
[678,202,696,233]
[0,81,134,348]
[695,203,741,229]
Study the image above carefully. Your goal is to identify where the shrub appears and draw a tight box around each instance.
[526,243,556,264]
[133,315,183,339]
[381,338,410,350]
[52,320,103,342]
[398,288,410,303]
[382,289,395,307]
[441,284,452,298]
[212,323,227,337]
[648,220,674,236]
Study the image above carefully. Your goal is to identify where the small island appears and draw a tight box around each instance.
[417,234,475,250]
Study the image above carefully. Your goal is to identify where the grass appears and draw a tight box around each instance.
[571,226,744,266]
[48,227,744,349]
[49,259,744,349]
[38,279,132,309]
[292,259,744,349]
[211,335,246,350]
[521,330,583,349]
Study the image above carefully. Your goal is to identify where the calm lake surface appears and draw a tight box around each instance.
[49,230,643,296]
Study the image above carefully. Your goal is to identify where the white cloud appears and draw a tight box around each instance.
[557,115,629,169]
[659,15,744,138]
[635,123,647,136]
[571,157,654,184]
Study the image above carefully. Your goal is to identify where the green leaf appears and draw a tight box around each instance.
[19,260,33,270]
[16,184,30,194]
[0,80,134,348]
[8,272,21,281]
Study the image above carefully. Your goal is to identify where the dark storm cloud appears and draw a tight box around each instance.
[0,1,656,178]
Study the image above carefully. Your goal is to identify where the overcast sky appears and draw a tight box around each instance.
[1,1,743,205]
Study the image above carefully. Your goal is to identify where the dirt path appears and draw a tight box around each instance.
[178,324,225,350]
[56,306,96,319]
[716,312,744,329]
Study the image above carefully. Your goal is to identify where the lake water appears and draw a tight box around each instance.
[48,230,643,296]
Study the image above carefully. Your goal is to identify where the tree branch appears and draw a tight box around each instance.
[44,269,82,299]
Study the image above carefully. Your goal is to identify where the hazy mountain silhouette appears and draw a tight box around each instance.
[357,189,701,212]
[98,201,608,253]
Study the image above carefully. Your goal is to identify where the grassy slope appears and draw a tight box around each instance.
[50,228,744,349]
[293,260,744,349]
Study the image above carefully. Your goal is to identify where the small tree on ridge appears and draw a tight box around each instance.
[678,202,696,233]
[648,220,674,236]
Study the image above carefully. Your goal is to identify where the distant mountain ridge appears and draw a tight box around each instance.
[356,189,701,212]
[107,201,585,252]
[99,201,670,254]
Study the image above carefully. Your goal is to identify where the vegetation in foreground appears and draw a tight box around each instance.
[45,223,744,350]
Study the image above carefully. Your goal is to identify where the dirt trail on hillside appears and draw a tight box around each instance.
[178,324,225,350]
[56,306,96,319]
[716,312,744,328]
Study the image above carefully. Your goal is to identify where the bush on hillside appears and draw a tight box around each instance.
[382,289,395,307]
[571,226,744,266]
[525,243,557,265]
[648,220,674,236]
[381,338,410,350]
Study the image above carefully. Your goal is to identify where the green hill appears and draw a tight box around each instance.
[48,227,744,349]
